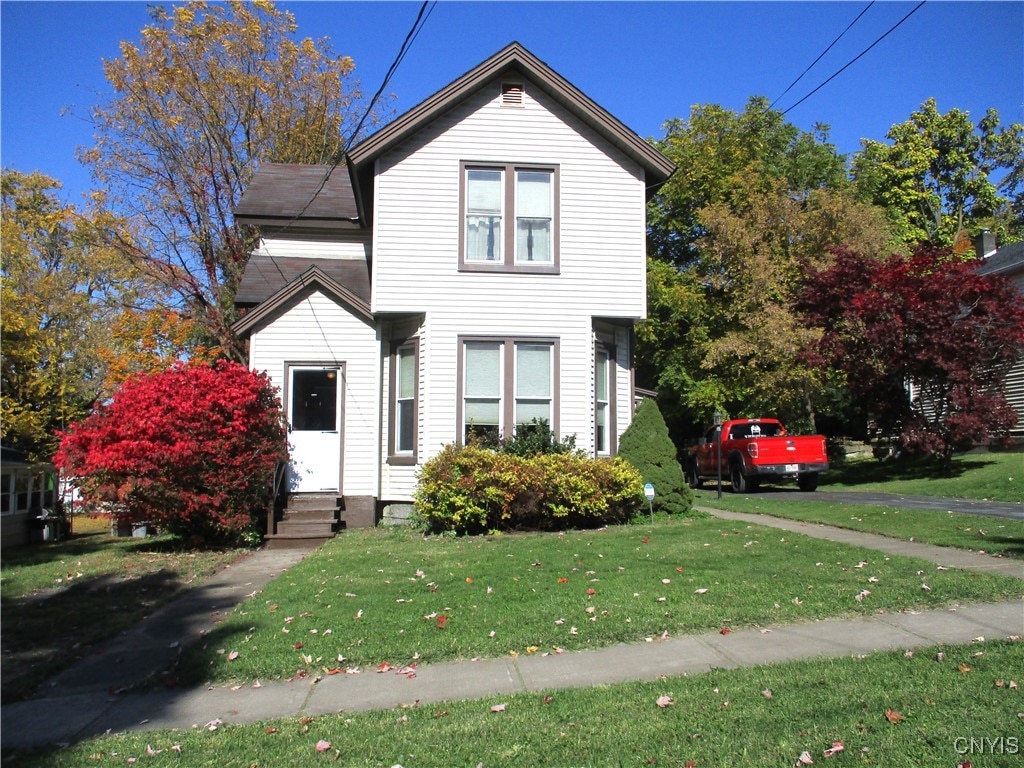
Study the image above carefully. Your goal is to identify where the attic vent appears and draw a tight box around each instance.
[501,82,524,106]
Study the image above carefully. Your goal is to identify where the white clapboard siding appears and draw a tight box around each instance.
[249,291,381,497]
[371,83,647,318]
[257,234,371,261]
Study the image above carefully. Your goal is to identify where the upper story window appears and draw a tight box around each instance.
[460,162,559,273]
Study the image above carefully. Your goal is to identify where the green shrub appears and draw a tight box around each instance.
[498,418,579,457]
[414,444,643,534]
[617,398,693,516]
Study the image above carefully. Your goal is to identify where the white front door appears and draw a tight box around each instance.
[288,365,342,493]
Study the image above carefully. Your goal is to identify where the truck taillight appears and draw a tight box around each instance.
[747,442,759,458]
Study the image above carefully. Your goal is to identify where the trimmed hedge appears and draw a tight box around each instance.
[414,444,645,534]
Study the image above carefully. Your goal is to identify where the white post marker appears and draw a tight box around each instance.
[643,483,655,524]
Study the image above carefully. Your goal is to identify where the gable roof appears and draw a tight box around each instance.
[346,41,676,222]
[234,253,371,307]
[234,163,360,231]
[232,264,373,337]
[977,241,1024,279]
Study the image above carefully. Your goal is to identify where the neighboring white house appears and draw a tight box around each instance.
[232,43,675,527]
[975,234,1024,438]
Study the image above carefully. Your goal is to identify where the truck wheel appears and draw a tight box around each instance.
[729,462,750,493]
[797,473,819,492]
[686,462,703,489]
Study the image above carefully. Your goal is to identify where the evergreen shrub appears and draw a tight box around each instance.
[617,398,694,516]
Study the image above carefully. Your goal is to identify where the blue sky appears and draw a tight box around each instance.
[2,1,1022,206]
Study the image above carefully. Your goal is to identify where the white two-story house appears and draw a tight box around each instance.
[232,43,675,530]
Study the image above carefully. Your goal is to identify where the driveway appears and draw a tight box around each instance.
[706,487,1024,521]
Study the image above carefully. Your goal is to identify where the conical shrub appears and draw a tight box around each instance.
[617,398,693,516]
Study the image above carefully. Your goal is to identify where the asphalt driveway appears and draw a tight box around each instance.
[713,488,1024,521]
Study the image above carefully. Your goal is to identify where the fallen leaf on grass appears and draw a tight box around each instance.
[436,614,448,629]
[265,727,279,734]
[656,695,675,708]
[557,577,569,584]
[959,664,972,674]
[227,650,239,661]
[795,751,814,766]
[315,740,331,752]
[762,689,773,698]
[490,703,506,713]
[884,708,904,724]
[823,742,844,758]
[694,588,708,595]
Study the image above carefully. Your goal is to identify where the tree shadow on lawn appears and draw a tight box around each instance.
[1,568,183,704]
[824,456,997,486]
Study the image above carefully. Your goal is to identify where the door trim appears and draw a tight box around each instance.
[283,361,345,495]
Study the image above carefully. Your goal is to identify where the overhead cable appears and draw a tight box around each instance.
[769,1,875,111]
[780,0,927,115]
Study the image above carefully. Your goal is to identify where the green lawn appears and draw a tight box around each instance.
[823,449,1023,502]
[694,491,1024,559]
[12,639,1023,767]
[172,518,1022,688]
[0,516,244,702]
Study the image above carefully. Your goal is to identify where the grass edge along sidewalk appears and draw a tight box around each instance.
[4,609,1023,766]
[168,516,1024,687]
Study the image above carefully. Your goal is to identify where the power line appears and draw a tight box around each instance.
[247,1,435,362]
[769,1,875,111]
[779,0,927,115]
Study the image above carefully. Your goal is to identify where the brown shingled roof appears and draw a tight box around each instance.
[235,254,370,306]
[234,163,360,230]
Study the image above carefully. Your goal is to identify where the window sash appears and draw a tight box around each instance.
[395,345,416,454]
[466,169,504,262]
[595,347,612,455]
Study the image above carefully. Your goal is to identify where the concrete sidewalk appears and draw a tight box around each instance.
[2,509,1022,751]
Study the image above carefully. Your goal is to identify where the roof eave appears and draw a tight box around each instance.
[347,42,675,215]
[232,265,373,337]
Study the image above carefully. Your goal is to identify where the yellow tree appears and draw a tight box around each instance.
[1,171,142,460]
[80,0,383,358]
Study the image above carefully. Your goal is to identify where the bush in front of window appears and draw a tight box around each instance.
[498,418,578,457]
[617,398,694,516]
[413,444,643,535]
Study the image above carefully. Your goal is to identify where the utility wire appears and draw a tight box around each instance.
[769,1,875,111]
[246,1,435,363]
[779,0,927,115]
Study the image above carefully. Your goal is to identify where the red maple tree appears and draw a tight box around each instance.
[799,245,1024,464]
[56,360,287,543]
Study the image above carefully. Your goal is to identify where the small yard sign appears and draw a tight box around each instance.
[643,483,655,524]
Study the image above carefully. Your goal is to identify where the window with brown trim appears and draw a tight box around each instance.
[460,162,559,273]
[388,340,418,464]
[595,343,616,455]
[458,337,559,443]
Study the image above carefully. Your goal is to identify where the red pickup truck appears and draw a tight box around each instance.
[686,418,828,493]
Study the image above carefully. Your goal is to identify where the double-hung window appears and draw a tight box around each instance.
[388,341,419,463]
[594,344,616,455]
[461,162,558,272]
[460,337,557,443]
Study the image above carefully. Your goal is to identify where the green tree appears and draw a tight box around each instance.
[0,170,143,461]
[640,99,892,433]
[852,98,1023,247]
[617,399,692,516]
[81,0,384,359]
[648,97,848,268]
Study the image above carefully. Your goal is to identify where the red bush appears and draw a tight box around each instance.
[56,360,287,543]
